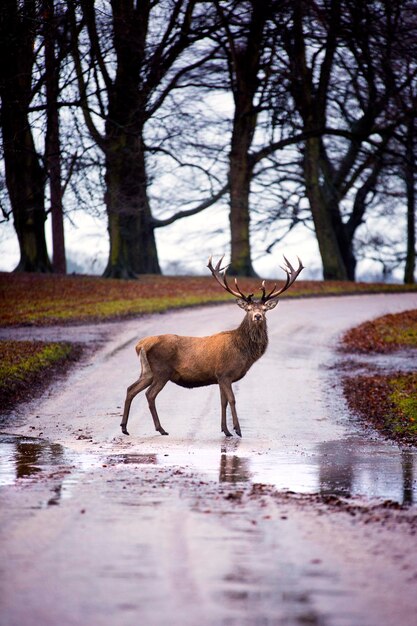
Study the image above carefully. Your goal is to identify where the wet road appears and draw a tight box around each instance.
[1,293,417,625]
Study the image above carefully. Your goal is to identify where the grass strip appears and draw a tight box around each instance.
[342,310,417,353]
[343,372,417,444]
[0,340,79,411]
[1,271,416,327]
[342,309,417,444]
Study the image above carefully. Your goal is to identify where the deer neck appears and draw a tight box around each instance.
[233,314,268,363]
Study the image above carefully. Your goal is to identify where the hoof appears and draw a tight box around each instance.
[222,430,233,437]
[120,424,130,436]
[159,429,169,436]
[234,428,242,437]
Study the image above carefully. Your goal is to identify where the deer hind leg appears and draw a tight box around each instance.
[219,380,242,437]
[145,377,169,435]
[220,387,233,437]
[120,349,153,435]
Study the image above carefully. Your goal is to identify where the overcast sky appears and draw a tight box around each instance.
[2,198,406,282]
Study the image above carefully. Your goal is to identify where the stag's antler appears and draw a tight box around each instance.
[260,256,304,302]
[208,255,304,303]
[207,256,254,302]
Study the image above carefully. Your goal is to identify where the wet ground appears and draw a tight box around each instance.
[1,294,417,625]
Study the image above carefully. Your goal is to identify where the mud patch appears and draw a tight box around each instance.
[2,462,417,626]
[106,453,158,465]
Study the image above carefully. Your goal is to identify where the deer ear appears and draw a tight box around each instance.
[236,298,249,310]
[264,299,279,310]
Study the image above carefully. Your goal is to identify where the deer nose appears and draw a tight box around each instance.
[254,313,262,321]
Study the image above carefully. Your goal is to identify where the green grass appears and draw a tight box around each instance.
[0,341,72,387]
[0,340,77,410]
[381,321,417,348]
[389,373,417,437]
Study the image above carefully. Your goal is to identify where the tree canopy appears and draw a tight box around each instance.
[0,0,416,282]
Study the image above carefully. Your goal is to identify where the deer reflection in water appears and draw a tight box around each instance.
[219,453,251,483]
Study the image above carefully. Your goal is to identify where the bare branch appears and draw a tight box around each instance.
[153,183,229,228]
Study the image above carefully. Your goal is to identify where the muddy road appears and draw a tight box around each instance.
[1,294,417,626]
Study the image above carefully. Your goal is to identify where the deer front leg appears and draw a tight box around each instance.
[220,387,233,437]
[218,379,242,437]
[145,378,169,435]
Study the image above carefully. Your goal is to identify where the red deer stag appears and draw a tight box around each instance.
[120,255,304,437]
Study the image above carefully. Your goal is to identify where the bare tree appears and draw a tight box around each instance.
[69,0,223,277]
[212,0,276,276]
[44,0,69,274]
[0,0,51,272]
[271,0,417,280]
[398,56,417,285]
[404,112,416,284]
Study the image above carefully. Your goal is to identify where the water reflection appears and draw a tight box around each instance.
[47,483,63,506]
[318,440,355,498]
[317,438,415,505]
[0,433,65,484]
[216,439,416,505]
[1,433,416,506]
[402,449,414,505]
[219,454,251,483]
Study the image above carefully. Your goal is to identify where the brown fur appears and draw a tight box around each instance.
[121,300,276,438]
[233,313,269,363]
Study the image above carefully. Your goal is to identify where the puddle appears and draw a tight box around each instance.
[335,350,417,375]
[0,433,67,484]
[1,433,416,506]
[219,453,251,483]
[316,437,416,503]
[0,433,99,495]
[0,435,159,487]
[151,434,417,505]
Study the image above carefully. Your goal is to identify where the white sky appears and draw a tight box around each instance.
[0,198,322,278]
[1,199,407,282]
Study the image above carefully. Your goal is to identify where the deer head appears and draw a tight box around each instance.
[207,255,304,323]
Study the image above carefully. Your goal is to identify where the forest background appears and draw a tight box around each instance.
[0,0,416,283]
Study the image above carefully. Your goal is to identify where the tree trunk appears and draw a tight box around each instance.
[101,0,160,278]
[228,24,261,277]
[225,0,270,277]
[304,138,349,280]
[404,116,416,284]
[3,118,51,273]
[0,0,51,273]
[103,128,160,278]
[333,219,356,281]
[322,170,357,281]
[45,0,66,274]
[229,122,256,276]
